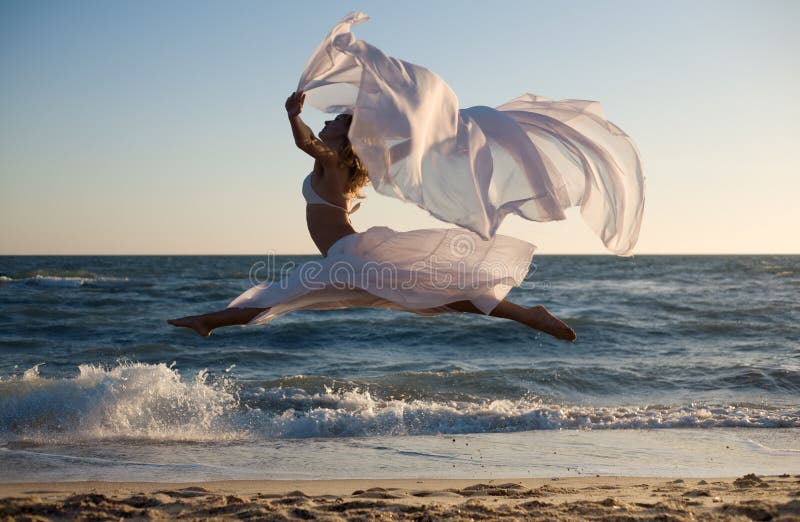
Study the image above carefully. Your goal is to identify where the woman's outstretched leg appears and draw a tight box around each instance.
[167,307,267,337]
[446,300,576,341]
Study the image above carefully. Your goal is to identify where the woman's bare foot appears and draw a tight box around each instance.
[167,316,212,337]
[525,305,577,341]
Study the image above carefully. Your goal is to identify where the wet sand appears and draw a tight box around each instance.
[1,474,798,520]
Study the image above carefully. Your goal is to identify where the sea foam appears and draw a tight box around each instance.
[0,363,242,442]
[1,363,798,443]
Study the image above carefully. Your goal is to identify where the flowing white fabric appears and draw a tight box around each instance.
[298,12,645,256]
[229,227,535,323]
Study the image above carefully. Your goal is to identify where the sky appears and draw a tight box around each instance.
[1,0,798,255]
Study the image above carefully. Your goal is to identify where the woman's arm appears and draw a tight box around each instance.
[286,91,337,165]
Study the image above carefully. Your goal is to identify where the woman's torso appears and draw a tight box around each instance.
[304,162,357,257]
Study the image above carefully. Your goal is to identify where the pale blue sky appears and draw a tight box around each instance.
[1,0,798,254]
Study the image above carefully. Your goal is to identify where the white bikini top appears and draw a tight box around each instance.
[302,173,361,214]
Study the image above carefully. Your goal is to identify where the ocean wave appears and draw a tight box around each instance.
[246,387,800,438]
[1,363,798,443]
[0,362,243,443]
[0,269,128,287]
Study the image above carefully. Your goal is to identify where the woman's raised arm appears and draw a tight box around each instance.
[285,91,337,165]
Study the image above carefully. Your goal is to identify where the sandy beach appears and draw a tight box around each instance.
[1,474,798,521]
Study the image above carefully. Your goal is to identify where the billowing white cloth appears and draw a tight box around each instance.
[229,227,535,323]
[298,12,645,256]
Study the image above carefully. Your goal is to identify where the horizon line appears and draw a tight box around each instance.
[1,252,798,257]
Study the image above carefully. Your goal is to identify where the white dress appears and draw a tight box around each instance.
[229,226,535,325]
[228,12,644,323]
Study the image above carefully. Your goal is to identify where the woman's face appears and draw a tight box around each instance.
[319,114,350,142]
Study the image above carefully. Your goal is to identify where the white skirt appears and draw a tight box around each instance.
[228,226,535,325]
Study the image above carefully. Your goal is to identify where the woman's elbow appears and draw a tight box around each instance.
[293,138,310,150]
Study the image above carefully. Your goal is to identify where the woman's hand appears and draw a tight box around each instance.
[285,90,305,117]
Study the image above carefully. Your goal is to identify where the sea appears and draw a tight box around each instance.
[1,254,798,482]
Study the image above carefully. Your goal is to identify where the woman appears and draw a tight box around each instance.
[167,90,577,341]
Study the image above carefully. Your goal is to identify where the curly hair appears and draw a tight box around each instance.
[335,114,370,199]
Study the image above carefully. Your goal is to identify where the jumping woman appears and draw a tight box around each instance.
[168,91,577,341]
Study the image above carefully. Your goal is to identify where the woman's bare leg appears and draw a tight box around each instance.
[446,300,576,341]
[167,307,267,337]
